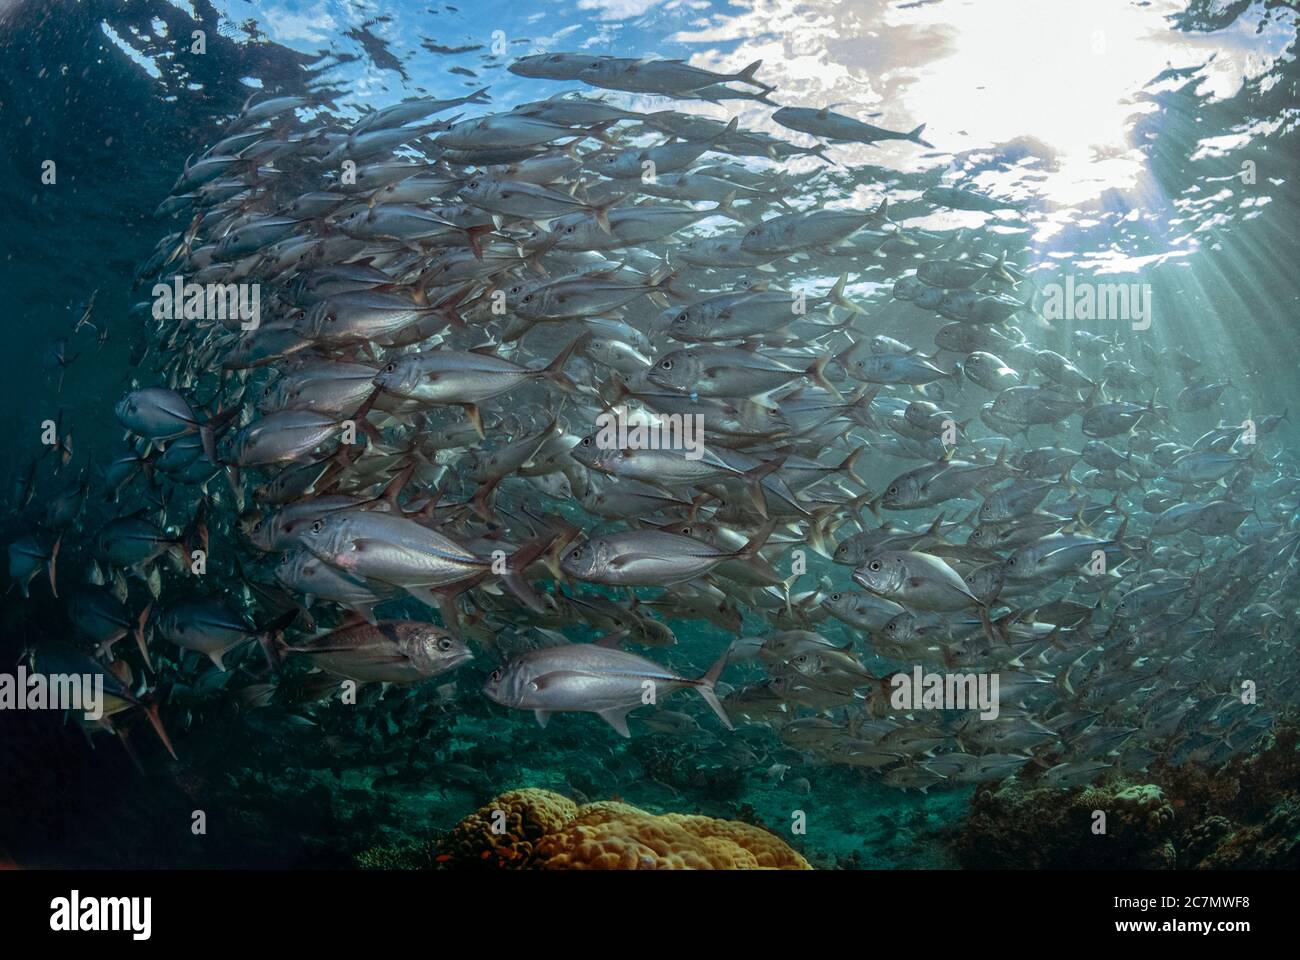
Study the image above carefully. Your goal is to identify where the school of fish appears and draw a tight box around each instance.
[11,50,1298,793]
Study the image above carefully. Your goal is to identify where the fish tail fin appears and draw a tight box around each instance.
[695,650,733,730]
[807,142,838,167]
[865,487,884,519]
[710,116,740,143]
[780,574,796,618]
[839,443,869,489]
[807,507,837,559]
[592,196,620,234]
[586,119,620,147]
[469,475,503,523]
[540,334,587,392]
[807,353,843,399]
[734,519,777,562]
[502,534,556,614]
[198,423,219,466]
[733,59,766,89]
[977,604,996,647]
[827,273,864,315]
[141,699,177,761]
[907,123,934,148]
[256,609,298,672]
[48,533,61,599]
[463,224,495,261]
[648,264,681,304]
[993,249,1015,283]
[135,603,153,671]
[845,489,874,527]
[742,456,784,518]
[714,190,747,224]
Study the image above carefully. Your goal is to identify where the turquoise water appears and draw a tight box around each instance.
[1,0,1298,869]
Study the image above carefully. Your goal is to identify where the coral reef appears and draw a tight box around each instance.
[431,788,810,870]
[437,788,580,868]
[355,839,442,870]
[954,725,1300,869]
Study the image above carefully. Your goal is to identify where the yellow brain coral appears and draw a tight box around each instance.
[440,788,811,870]
[439,788,579,868]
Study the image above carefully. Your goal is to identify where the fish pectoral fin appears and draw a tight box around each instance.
[346,601,377,624]
[530,670,590,691]
[304,642,407,660]
[534,709,551,729]
[596,707,634,738]
[460,404,485,438]
[608,551,658,570]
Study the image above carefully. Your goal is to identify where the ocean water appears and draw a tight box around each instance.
[1,0,1298,871]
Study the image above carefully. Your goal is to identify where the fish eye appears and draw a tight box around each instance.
[569,547,583,560]
[829,592,840,601]
[489,668,503,682]
[384,362,396,372]
[252,520,263,533]
[310,519,324,534]
[580,436,591,446]
[1008,557,1017,566]
[468,180,479,189]
[437,637,453,651]
[888,485,898,496]
[660,359,672,370]
[869,560,881,571]
[522,294,532,303]
[564,225,575,234]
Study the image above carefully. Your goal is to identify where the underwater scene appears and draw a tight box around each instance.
[1,0,1299,877]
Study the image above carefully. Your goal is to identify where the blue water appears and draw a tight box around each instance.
[1,0,1297,869]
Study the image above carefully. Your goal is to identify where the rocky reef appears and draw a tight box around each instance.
[953,725,1300,869]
